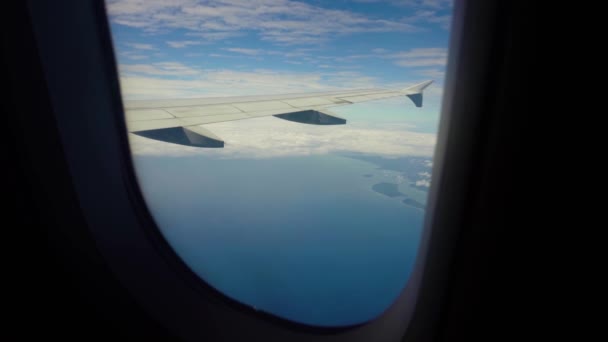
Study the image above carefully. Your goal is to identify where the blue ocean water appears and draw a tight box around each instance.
[133,154,424,327]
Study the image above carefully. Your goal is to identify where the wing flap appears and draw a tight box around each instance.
[274,109,346,125]
[133,126,224,148]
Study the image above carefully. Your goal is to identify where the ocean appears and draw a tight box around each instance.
[133,154,425,326]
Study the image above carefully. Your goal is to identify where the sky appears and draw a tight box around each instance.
[105,0,451,101]
[104,0,453,327]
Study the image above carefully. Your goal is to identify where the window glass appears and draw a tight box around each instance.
[105,0,452,327]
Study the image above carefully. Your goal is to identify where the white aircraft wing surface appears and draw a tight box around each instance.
[124,80,433,147]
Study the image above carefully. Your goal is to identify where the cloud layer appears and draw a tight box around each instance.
[106,0,449,45]
[128,117,436,159]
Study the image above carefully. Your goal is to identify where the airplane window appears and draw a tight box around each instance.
[104,0,453,327]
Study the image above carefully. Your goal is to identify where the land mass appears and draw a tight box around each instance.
[371,182,427,210]
[372,182,404,198]
[347,154,432,193]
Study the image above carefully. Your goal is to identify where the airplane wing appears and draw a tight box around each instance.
[124,80,433,147]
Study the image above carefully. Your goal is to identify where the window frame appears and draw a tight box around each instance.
[23,0,516,340]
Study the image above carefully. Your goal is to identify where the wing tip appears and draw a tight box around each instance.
[403,80,433,107]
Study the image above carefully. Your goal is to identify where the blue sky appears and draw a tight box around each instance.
[105,0,453,159]
[106,0,451,96]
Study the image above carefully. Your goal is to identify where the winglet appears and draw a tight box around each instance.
[402,80,433,107]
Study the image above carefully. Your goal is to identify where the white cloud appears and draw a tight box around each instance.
[416,68,445,79]
[418,171,431,178]
[106,0,419,45]
[372,48,389,54]
[417,0,453,8]
[125,42,157,50]
[390,48,448,67]
[128,117,436,159]
[313,47,448,70]
[402,0,454,9]
[187,31,244,41]
[223,48,263,56]
[210,48,311,60]
[120,51,150,60]
[126,55,148,60]
[119,62,202,77]
[354,0,452,10]
[409,10,451,29]
[415,179,431,187]
[166,40,202,48]
[119,76,209,99]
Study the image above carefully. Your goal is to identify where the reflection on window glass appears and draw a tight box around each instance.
[105,0,452,327]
